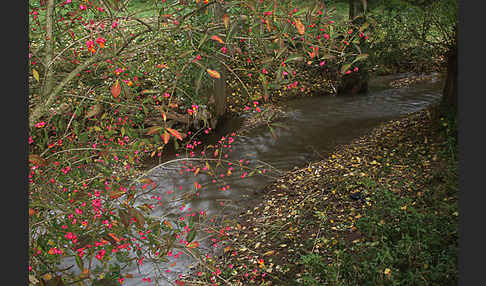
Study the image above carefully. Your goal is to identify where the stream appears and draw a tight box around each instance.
[69,73,445,285]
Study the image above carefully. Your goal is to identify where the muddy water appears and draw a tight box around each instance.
[120,73,444,285]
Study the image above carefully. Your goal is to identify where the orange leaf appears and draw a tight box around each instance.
[164,220,173,229]
[186,241,200,248]
[295,19,305,35]
[111,80,121,98]
[110,190,125,200]
[210,35,224,44]
[29,208,35,216]
[139,177,154,184]
[223,14,229,29]
[162,131,170,144]
[206,69,221,79]
[166,128,183,140]
[266,20,272,32]
[108,233,121,244]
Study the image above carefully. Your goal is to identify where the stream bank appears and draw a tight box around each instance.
[184,103,458,285]
[115,72,449,286]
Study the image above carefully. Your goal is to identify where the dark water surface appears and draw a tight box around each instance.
[83,73,445,285]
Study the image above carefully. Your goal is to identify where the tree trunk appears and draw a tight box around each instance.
[349,0,355,20]
[441,25,457,112]
[442,47,457,111]
[350,0,367,22]
[41,0,56,106]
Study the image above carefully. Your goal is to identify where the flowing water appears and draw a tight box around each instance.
[74,73,445,285]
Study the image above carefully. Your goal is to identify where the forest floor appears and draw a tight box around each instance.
[185,103,458,285]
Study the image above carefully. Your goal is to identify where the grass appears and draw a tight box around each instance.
[298,107,458,286]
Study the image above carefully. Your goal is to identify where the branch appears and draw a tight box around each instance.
[29,55,106,128]
[176,1,216,25]
[39,0,56,102]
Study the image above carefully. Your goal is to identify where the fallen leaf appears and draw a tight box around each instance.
[263,250,275,256]
[33,69,40,82]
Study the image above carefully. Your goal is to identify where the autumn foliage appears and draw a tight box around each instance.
[28,0,370,284]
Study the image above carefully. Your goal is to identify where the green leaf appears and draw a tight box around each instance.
[198,34,208,49]
[186,228,197,243]
[320,54,336,60]
[75,254,84,270]
[352,53,369,63]
[195,67,205,95]
[360,22,370,32]
[340,63,352,75]
[146,126,163,135]
[284,55,304,63]
[179,50,193,59]
[269,126,277,140]
[275,46,288,60]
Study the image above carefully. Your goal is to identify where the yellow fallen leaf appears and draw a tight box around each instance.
[42,273,52,281]
[263,250,275,256]
[33,69,39,82]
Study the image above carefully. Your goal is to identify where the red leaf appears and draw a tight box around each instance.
[166,128,183,140]
[162,131,170,144]
[111,80,121,98]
